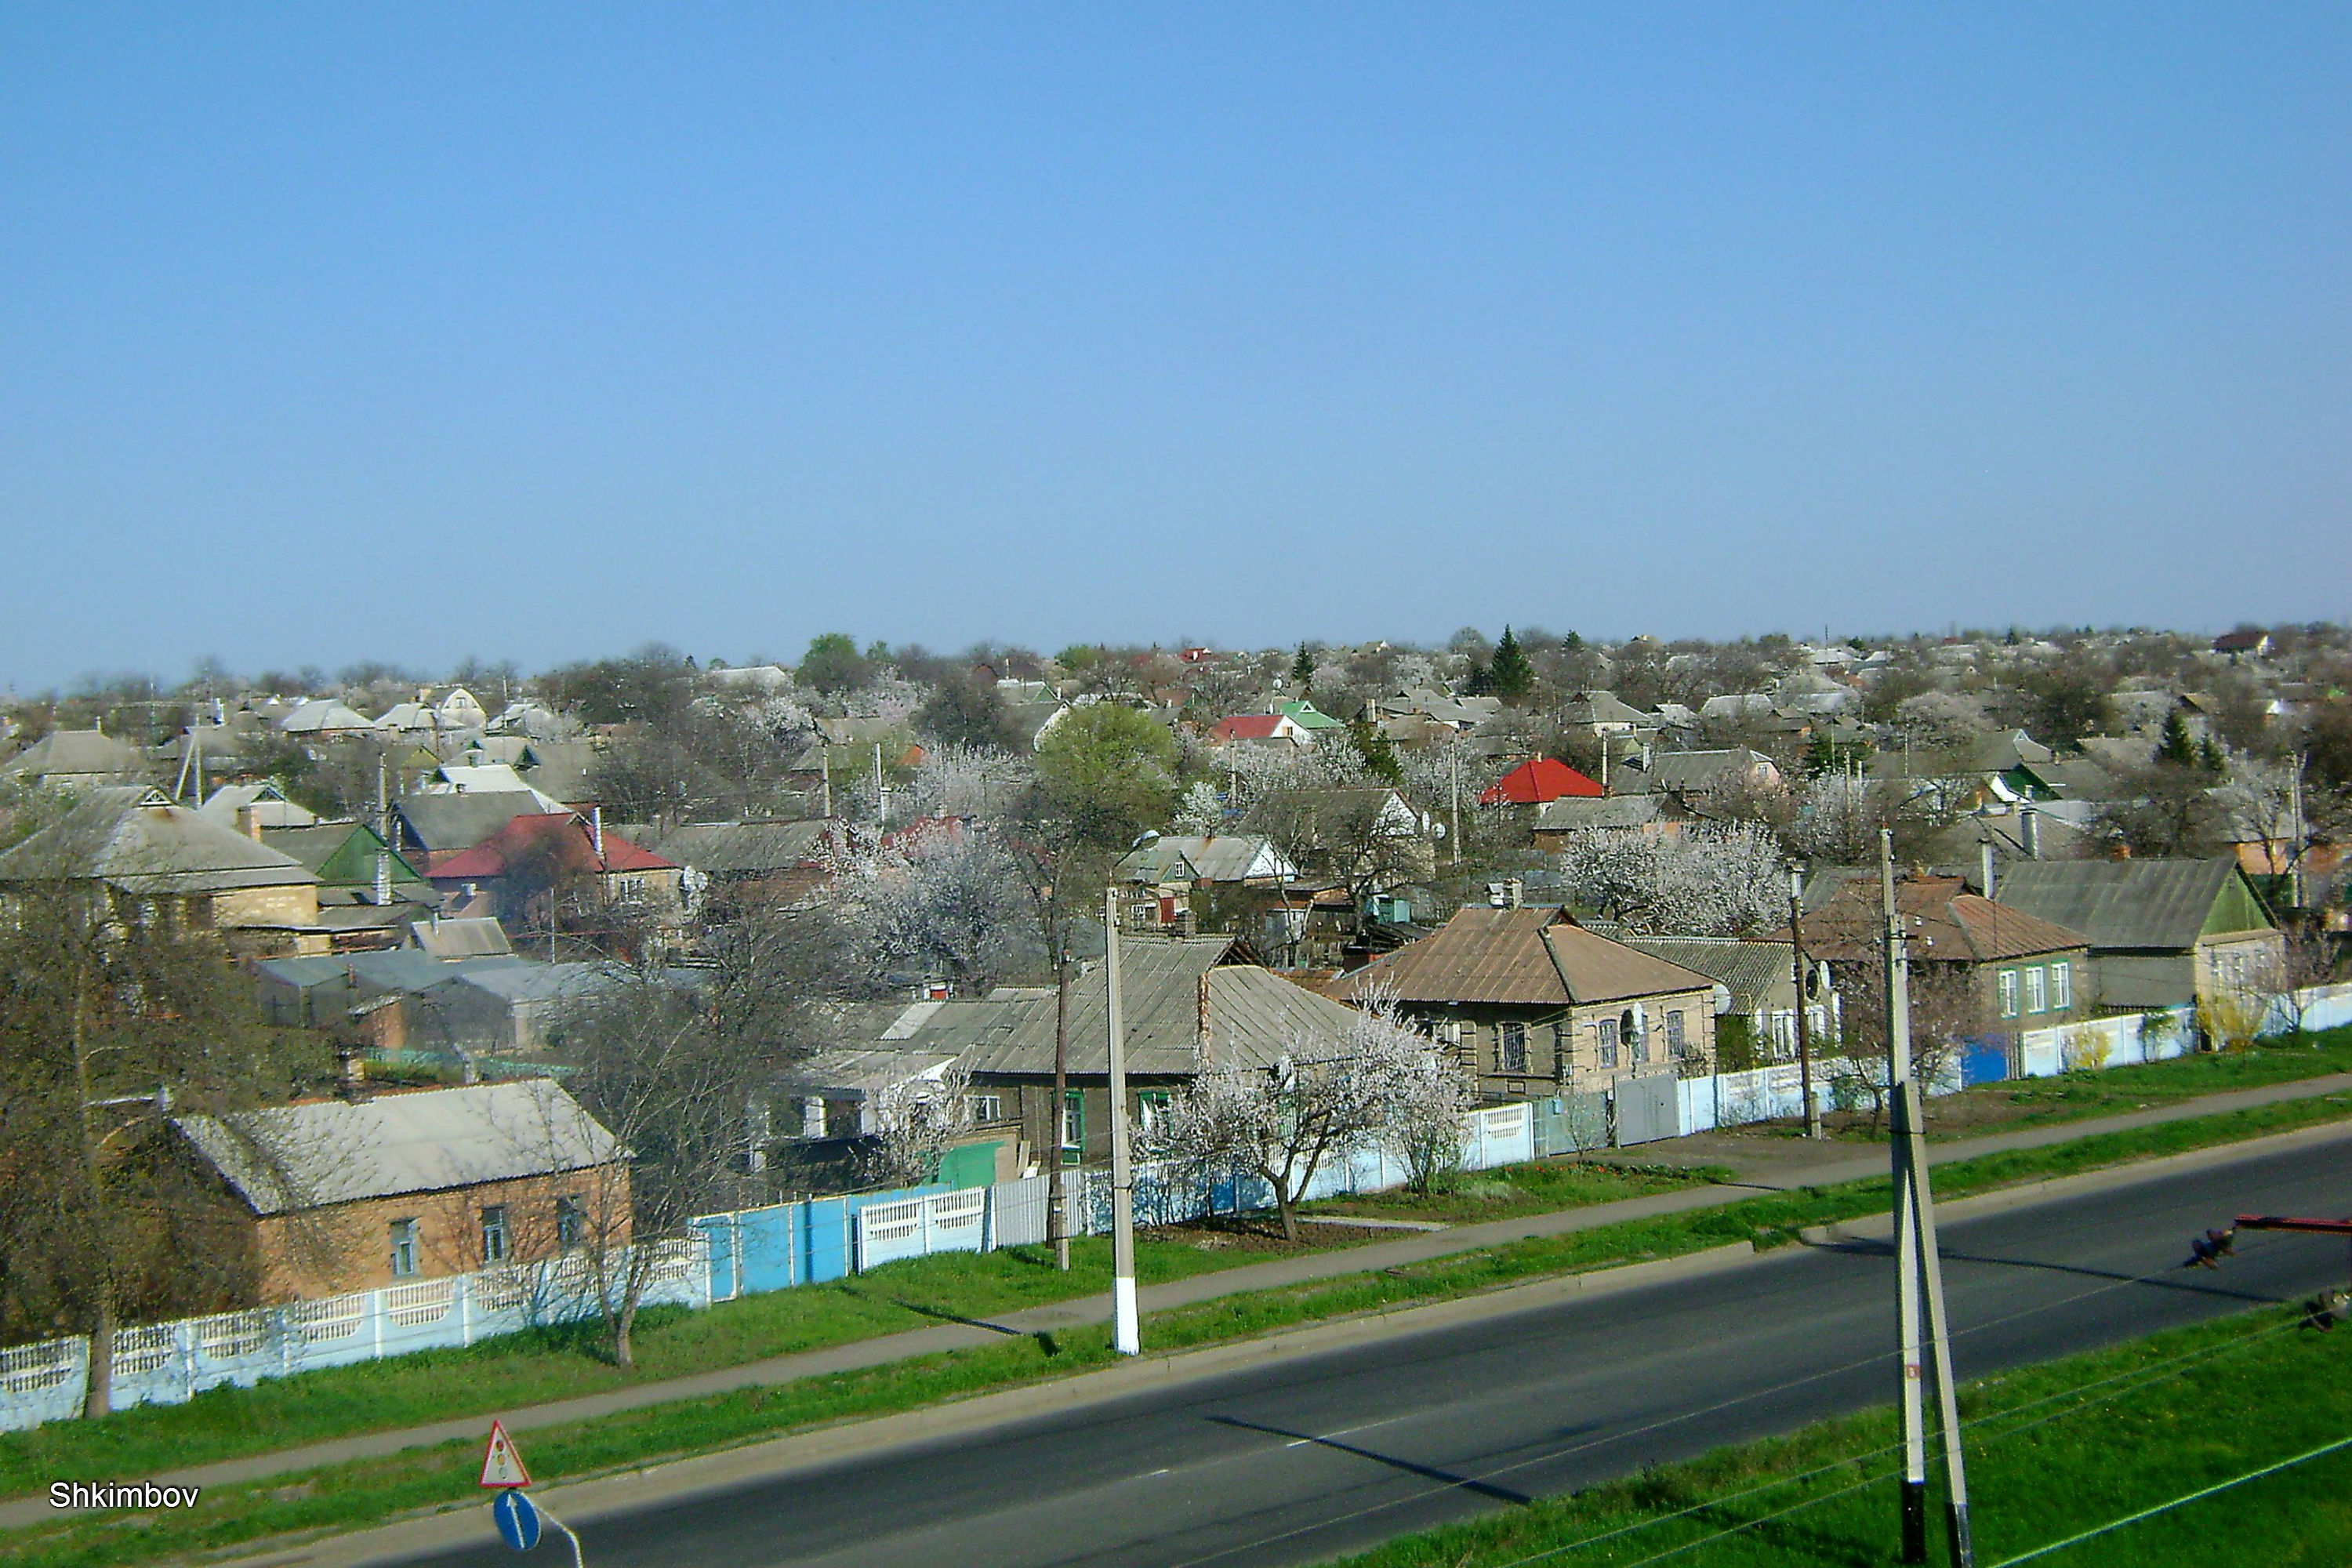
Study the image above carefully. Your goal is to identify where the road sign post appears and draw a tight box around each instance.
[480,1419,533,1490]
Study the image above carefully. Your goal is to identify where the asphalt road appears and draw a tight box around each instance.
[399,1134,2352,1568]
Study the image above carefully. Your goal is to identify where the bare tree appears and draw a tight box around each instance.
[557,966,770,1368]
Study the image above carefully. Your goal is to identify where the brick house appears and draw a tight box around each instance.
[170,1080,628,1302]
[1330,906,1720,1098]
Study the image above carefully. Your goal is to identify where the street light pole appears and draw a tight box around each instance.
[1787,862,1820,1140]
[1104,887,1140,1355]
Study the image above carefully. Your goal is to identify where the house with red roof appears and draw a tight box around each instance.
[1479,757,1604,807]
[430,811,685,938]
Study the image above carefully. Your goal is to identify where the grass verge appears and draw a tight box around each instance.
[1327,1302,2352,1567]
[4,1090,2347,1566]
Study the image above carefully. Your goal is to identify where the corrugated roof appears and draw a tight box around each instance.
[1769,876,2090,964]
[629,820,833,877]
[1480,757,1603,806]
[410,916,514,960]
[1580,927,1793,1011]
[0,794,320,895]
[0,729,150,781]
[1993,858,2268,951]
[174,1080,622,1216]
[395,793,547,853]
[1332,907,1715,1008]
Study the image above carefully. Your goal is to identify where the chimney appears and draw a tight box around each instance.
[1979,839,1997,901]
[373,850,393,907]
[237,804,263,841]
[2020,804,2042,860]
[1196,971,1213,1065]
[1504,877,1524,909]
[590,805,605,863]
[333,1042,368,1102]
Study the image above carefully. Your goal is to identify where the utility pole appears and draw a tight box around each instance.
[1049,899,1071,1272]
[1104,887,1140,1355]
[1882,830,1974,1566]
[820,746,833,820]
[1448,736,1461,866]
[1787,862,1820,1139]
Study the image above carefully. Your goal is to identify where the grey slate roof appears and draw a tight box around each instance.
[1115,834,1294,884]
[1613,749,1773,797]
[1532,795,1690,833]
[394,792,550,853]
[881,939,1362,1077]
[410,916,515,960]
[174,1080,622,1216]
[0,792,320,895]
[1578,926,1792,1012]
[0,729,150,782]
[1994,858,2269,951]
[626,819,833,877]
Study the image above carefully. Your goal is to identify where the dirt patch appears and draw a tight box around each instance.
[1142,1217,1388,1254]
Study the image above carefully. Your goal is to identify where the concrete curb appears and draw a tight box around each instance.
[216,1242,1766,1568]
[1798,1114,2352,1247]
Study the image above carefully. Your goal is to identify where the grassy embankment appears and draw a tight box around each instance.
[5,1088,2348,1567]
[1330,1302,2352,1567]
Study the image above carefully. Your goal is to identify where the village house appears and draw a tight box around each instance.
[169,1079,628,1301]
[1993,857,2284,1013]
[426,811,684,938]
[0,728,151,791]
[1331,906,1720,1099]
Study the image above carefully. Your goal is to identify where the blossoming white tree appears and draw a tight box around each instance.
[863,1062,973,1188]
[834,820,1040,993]
[1554,820,1785,935]
[1145,994,1469,1239]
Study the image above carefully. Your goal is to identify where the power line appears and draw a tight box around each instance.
[1985,1431,2352,1567]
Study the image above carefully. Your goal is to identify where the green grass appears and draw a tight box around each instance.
[1900,1025,2352,1142]
[6,1091,2350,1566]
[1306,1160,1722,1225]
[1326,1304,2352,1567]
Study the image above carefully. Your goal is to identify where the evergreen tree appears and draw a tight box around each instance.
[1349,719,1404,786]
[2155,707,2198,769]
[1292,642,1316,690]
[1488,626,1534,705]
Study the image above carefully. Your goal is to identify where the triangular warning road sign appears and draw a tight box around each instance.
[479,1419,533,1488]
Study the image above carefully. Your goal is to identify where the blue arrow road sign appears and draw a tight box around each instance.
[492,1489,542,1552]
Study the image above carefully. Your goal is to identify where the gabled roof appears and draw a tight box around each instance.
[394,792,550,853]
[1613,749,1775,797]
[430,813,675,880]
[1116,834,1294,885]
[409,915,515,960]
[1769,876,2090,964]
[625,819,833,877]
[263,823,425,887]
[1578,925,1792,1012]
[884,938,1358,1077]
[173,1080,621,1217]
[0,728,149,782]
[1331,907,1714,1009]
[1532,794,1692,833]
[1210,714,1298,742]
[278,700,376,735]
[198,782,318,829]
[0,792,320,895]
[1480,757,1602,806]
[1993,858,2273,951]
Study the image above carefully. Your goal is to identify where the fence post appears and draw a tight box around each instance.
[459,1275,474,1348]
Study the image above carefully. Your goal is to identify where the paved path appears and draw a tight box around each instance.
[7,1068,2348,1530]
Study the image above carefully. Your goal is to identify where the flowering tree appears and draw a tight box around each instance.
[1554,821,1786,935]
[1173,780,1227,836]
[909,743,1031,822]
[835,821,1040,992]
[1145,997,1462,1240]
[862,1061,973,1188]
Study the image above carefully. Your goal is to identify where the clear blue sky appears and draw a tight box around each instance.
[3,5,2347,689]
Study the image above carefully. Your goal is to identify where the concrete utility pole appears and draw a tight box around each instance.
[1104,887,1140,1355]
[1787,862,1820,1139]
[1448,737,1461,866]
[1882,830,1974,1566]
[1049,911,1072,1272]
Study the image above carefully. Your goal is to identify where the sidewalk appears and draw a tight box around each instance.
[7,1069,2349,1528]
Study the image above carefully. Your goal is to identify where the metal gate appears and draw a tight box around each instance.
[1612,1075,1679,1146]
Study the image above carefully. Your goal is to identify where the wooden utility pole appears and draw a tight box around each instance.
[1104,887,1139,1355]
[1787,862,1820,1139]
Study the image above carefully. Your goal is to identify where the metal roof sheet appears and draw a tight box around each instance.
[1993,858,2266,951]
[1332,907,1715,1008]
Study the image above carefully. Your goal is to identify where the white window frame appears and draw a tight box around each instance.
[968,1093,1003,1125]
[479,1205,509,1264]
[389,1218,419,1279]
[1998,969,2020,1019]
[2024,965,2048,1015]
[2052,960,2072,1011]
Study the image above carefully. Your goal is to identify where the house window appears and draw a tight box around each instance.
[1596,1017,1619,1069]
[555,1195,586,1250]
[1998,969,2020,1019]
[1138,1089,1171,1134]
[2024,965,2048,1015]
[480,1205,509,1265]
[1061,1090,1085,1167]
[1666,1011,1687,1059]
[389,1218,419,1279]
[1497,1022,1528,1075]
[2052,960,2072,1011]
[968,1093,1003,1125]
[1552,1022,1570,1082]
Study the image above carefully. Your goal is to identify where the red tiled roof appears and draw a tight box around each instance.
[430,813,675,881]
[1480,757,1604,806]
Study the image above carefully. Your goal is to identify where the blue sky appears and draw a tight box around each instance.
[2,5,2347,688]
